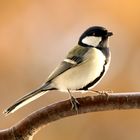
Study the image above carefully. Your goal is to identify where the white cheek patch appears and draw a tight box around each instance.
[82,36,101,47]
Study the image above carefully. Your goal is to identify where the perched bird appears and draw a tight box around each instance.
[4,26,113,115]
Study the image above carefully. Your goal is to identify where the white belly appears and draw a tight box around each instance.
[53,48,109,91]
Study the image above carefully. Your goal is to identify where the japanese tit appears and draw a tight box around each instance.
[4,26,113,115]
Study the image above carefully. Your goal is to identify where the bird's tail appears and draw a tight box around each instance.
[3,82,53,115]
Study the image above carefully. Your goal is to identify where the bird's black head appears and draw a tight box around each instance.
[78,26,113,47]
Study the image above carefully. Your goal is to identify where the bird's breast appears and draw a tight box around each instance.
[53,48,109,92]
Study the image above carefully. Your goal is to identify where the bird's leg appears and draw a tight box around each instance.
[67,89,79,113]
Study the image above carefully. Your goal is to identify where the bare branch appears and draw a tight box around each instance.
[1,92,140,140]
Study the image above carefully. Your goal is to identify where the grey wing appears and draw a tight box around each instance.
[47,61,76,82]
[47,45,89,82]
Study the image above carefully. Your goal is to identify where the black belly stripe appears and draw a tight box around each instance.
[78,60,107,91]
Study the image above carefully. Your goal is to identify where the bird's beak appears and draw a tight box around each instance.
[107,32,113,36]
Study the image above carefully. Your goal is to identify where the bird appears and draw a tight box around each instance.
[4,26,113,115]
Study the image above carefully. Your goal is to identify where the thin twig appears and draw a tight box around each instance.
[1,92,140,140]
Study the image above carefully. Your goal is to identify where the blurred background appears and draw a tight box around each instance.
[0,0,140,140]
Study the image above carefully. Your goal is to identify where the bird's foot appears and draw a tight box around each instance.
[89,90,113,98]
[67,89,79,113]
[70,96,80,113]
